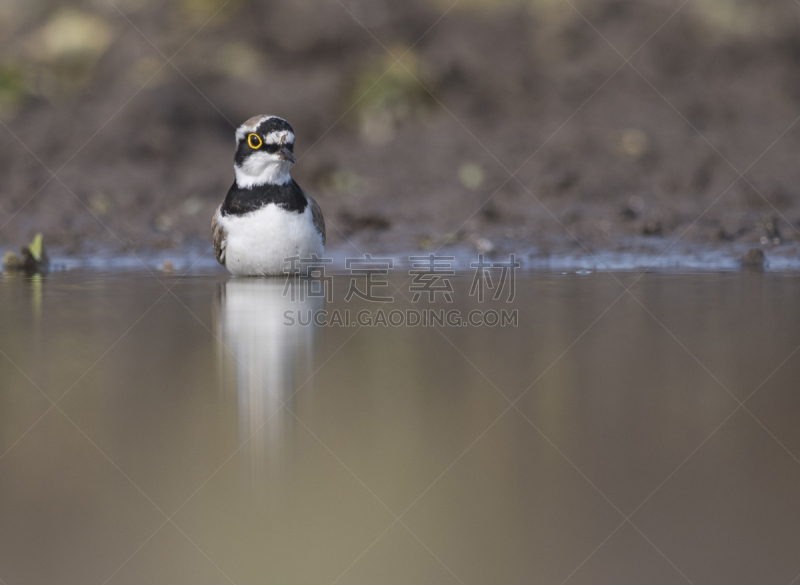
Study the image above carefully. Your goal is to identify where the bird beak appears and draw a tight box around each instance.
[278,145,296,164]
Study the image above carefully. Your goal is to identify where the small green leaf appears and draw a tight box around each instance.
[28,233,44,262]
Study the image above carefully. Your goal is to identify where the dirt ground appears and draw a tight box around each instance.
[1,0,800,260]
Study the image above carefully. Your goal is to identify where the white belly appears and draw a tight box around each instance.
[219,204,324,276]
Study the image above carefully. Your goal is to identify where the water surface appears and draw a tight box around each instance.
[1,270,800,585]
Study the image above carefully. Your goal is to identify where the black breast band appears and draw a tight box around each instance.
[221,180,307,216]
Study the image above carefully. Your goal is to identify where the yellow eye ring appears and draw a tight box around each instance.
[247,133,263,149]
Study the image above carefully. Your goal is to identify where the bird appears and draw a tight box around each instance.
[212,115,325,276]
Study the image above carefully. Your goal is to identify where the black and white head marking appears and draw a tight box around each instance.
[234,115,297,188]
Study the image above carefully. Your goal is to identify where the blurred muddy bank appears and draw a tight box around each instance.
[1,0,800,260]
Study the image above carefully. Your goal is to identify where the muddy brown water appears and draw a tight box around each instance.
[2,269,800,585]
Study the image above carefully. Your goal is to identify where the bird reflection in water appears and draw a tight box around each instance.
[214,278,323,444]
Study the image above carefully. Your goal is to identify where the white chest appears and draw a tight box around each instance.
[219,203,324,276]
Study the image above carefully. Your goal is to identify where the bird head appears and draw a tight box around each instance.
[233,115,296,188]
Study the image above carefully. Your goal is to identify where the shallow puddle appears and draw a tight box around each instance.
[1,269,800,585]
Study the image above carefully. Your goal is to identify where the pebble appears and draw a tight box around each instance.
[741,248,765,270]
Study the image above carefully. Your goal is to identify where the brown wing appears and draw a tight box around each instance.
[306,193,326,245]
[211,207,227,266]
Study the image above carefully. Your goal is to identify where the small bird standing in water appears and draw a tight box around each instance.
[212,115,325,276]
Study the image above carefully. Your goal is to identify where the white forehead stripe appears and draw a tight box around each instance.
[235,114,277,143]
[265,130,294,144]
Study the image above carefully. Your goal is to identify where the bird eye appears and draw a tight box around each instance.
[247,133,263,149]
